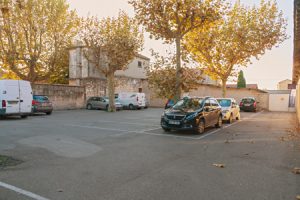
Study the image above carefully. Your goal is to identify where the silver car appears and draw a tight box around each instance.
[216,98,241,123]
[86,97,123,111]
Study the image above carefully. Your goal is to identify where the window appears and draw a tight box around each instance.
[138,61,142,68]
[210,99,219,107]
[204,100,211,107]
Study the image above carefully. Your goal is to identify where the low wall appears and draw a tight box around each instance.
[32,84,85,110]
[149,84,269,110]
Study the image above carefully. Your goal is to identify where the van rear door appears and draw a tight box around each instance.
[4,80,20,114]
[19,80,32,114]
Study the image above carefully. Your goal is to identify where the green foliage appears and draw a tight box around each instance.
[237,70,246,88]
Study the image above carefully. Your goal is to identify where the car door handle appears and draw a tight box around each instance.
[20,100,24,102]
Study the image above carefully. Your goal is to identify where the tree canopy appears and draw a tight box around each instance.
[79,12,144,112]
[147,52,204,99]
[0,0,79,82]
[185,0,288,97]
[237,70,246,88]
[129,0,224,100]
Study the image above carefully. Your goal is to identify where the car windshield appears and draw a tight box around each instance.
[173,98,204,112]
[217,99,231,107]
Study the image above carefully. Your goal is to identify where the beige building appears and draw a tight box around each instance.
[277,79,292,90]
[68,44,150,98]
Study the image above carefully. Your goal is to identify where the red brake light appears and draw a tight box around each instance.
[2,100,6,108]
[240,102,243,106]
[32,100,37,105]
[254,102,257,107]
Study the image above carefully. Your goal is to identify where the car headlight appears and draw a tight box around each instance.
[186,113,198,121]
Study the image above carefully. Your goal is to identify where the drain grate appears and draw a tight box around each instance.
[0,155,23,169]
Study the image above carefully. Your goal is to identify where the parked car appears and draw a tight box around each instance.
[0,80,32,118]
[86,97,123,110]
[165,99,175,109]
[32,95,53,115]
[117,92,146,110]
[217,98,240,123]
[161,97,222,134]
[240,97,257,112]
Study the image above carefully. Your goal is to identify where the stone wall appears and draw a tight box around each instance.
[149,84,269,110]
[32,84,85,110]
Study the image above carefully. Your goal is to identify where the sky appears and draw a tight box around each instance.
[67,0,293,90]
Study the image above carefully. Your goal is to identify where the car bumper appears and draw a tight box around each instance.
[161,118,195,130]
[222,112,231,120]
[241,106,256,111]
[32,106,53,113]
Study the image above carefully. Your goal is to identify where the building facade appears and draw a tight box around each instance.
[69,44,150,99]
[277,79,293,90]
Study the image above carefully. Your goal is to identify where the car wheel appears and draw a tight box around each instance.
[106,105,109,111]
[46,112,52,115]
[129,104,135,110]
[196,119,205,134]
[215,115,222,128]
[162,127,171,132]
[227,114,233,124]
[87,104,93,110]
[21,115,28,119]
[236,113,241,120]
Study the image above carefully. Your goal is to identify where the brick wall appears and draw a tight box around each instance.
[32,84,85,110]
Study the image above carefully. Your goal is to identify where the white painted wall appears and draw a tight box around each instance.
[269,94,290,112]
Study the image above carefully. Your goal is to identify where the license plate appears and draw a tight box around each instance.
[244,104,251,106]
[168,120,180,125]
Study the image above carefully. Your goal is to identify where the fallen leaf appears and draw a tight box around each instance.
[213,164,225,168]
[224,139,230,144]
[296,195,300,200]
[292,168,300,174]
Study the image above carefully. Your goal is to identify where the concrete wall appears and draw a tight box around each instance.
[149,84,269,110]
[269,94,290,112]
[32,84,85,110]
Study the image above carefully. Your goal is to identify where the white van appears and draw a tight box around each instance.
[117,92,146,110]
[0,80,33,118]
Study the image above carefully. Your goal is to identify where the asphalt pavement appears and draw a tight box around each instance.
[0,109,299,200]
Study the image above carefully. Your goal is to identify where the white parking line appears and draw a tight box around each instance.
[0,181,50,200]
[97,120,160,126]
[67,111,263,140]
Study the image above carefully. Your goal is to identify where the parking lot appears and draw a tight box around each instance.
[0,108,299,200]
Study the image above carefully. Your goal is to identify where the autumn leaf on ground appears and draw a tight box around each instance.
[213,164,225,168]
[292,168,300,174]
[296,195,300,200]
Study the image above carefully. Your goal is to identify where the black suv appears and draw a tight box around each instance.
[240,97,257,112]
[161,97,222,134]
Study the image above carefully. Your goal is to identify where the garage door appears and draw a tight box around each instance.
[269,94,290,112]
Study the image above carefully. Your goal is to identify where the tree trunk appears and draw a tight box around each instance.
[175,36,182,102]
[221,79,227,98]
[107,72,116,112]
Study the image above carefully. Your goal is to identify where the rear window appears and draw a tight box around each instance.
[242,99,254,103]
[34,96,49,101]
